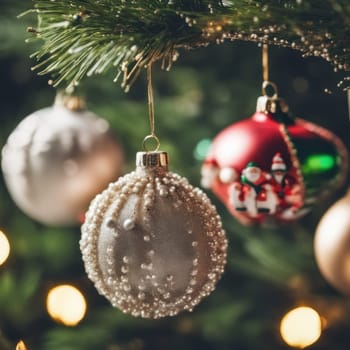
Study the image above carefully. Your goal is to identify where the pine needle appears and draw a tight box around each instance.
[24,0,350,90]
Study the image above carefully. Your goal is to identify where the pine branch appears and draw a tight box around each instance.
[25,0,350,90]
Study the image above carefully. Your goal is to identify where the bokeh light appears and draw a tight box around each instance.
[46,284,87,326]
[16,340,27,350]
[194,138,211,161]
[280,306,322,348]
[0,230,10,266]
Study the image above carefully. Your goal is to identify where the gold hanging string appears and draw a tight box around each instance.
[261,44,278,98]
[262,43,269,82]
[147,64,155,137]
[142,64,160,151]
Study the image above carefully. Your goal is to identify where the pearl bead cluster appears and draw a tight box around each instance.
[80,157,227,319]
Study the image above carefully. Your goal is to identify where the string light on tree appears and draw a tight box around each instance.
[0,230,10,266]
[16,341,27,350]
[280,306,322,349]
[46,285,87,326]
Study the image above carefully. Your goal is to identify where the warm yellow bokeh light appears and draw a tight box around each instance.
[16,340,27,350]
[46,284,87,326]
[0,230,10,266]
[280,306,322,348]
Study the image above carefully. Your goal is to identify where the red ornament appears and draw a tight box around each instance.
[202,84,348,225]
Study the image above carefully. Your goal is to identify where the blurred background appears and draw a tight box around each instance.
[1,1,350,349]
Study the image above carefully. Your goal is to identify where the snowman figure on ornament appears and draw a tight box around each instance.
[229,162,278,217]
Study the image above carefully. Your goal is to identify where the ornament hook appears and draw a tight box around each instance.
[262,80,279,99]
[142,134,160,152]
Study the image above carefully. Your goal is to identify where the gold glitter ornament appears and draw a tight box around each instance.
[80,151,227,319]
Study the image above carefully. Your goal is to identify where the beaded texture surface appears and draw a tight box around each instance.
[80,155,227,319]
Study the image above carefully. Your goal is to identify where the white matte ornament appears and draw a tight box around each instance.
[80,151,227,319]
[1,99,123,226]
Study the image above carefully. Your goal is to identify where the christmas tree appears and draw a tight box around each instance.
[1,1,350,349]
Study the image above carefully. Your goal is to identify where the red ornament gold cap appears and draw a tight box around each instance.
[256,81,289,115]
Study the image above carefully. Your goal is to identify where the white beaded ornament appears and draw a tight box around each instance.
[80,151,227,319]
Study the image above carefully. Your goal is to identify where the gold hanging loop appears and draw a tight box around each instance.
[262,80,279,99]
[142,134,160,152]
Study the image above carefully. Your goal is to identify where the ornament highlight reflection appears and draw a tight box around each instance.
[280,306,322,348]
[0,230,10,266]
[46,285,87,326]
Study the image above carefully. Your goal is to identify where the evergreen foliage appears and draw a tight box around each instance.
[1,1,350,349]
[26,0,350,90]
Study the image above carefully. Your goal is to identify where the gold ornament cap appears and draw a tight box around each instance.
[136,151,169,168]
[54,93,86,111]
[256,81,289,115]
